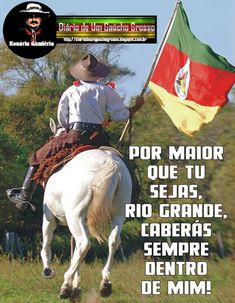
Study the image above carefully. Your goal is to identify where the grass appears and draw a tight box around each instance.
[0,253,235,303]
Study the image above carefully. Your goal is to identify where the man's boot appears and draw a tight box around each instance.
[6,166,38,211]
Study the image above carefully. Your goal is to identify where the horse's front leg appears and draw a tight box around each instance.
[41,206,57,279]
[100,217,123,297]
[60,216,91,299]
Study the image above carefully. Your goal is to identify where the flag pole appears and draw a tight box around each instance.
[117,0,181,148]
[140,0,181,96]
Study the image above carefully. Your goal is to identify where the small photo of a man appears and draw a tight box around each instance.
[3,1,56,59]
[19,3,51,44]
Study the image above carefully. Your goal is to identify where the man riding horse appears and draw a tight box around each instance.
[6,53,144,211]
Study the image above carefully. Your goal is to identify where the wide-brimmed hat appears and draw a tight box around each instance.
[19,3,50,15]
[70,54,110,81]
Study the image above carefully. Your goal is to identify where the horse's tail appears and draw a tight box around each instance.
[87,159,120,243]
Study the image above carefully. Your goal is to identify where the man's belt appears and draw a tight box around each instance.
[69,122,102,132]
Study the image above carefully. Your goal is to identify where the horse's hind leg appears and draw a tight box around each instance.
[60,215,91,299]
[100,216,123,297]
[41,206,57,279]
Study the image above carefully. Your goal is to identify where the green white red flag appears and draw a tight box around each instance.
[149,1,235,136]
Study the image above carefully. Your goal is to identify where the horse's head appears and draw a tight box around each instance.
[49,118,65,137]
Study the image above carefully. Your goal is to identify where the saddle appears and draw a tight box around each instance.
[33,144,140,202]
[33,145,97,186]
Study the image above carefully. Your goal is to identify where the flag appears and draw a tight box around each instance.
[149,1,235,136]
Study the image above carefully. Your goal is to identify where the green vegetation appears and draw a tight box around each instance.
[0,254,235,303]
[0,43,235,301]
[116,93,235,251]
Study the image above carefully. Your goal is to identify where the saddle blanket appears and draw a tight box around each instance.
[33,145,123,186]
[33,144,140,203]
[33,144,97,186]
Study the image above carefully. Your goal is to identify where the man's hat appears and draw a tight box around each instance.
[70,54,110,81]
[19,3,50,15]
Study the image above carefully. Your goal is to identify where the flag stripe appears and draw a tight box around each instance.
[167,3,235,72]
[149,82,220,136]
[150,43,235,107]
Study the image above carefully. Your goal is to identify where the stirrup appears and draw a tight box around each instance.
[6,188,36,212]
[15,200,36,212]
[6,187,22,195]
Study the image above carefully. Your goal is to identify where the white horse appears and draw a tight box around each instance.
[40,144,132,300]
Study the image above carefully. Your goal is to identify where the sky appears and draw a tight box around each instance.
[1,0,235,101]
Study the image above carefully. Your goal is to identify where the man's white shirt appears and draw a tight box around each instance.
[57,81,129,128]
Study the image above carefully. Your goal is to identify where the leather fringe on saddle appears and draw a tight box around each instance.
[33,145,97,186]
[33,145,141,203]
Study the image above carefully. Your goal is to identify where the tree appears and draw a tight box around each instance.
[0,42,135,151]
[0,126,28,233]
[0,42,134,90]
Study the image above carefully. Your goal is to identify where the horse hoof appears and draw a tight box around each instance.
[59,287,72,299]
[100,281,112,297]
[70,287,82,300]
[42,267,55,279]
